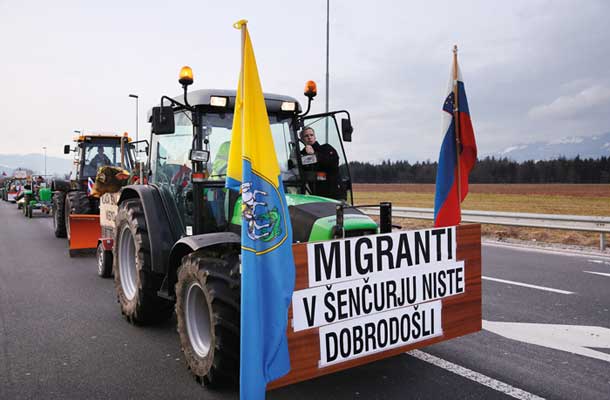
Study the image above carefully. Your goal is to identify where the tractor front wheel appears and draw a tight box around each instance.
[175,250,240,387]
[113,199,173,324]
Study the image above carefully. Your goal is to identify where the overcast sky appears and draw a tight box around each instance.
[1,0,609,162]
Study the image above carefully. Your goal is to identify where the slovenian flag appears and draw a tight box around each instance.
[226,20,296,400]
[434,52,477,227]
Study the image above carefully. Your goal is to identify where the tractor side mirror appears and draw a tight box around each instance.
[341,118,353,142]
[152,106,175,135]
[63,145,71,154]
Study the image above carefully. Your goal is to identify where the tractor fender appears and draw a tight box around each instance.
[118,185,182,275]
[166,232,241,297]
[51,179,71,192]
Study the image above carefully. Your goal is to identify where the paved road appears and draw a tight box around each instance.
[0,200,608,399]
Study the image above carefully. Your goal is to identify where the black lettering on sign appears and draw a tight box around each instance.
[339,328,352,358]
[325,332,338,362]
[376,235,394,270]
[396,233,413,268]
[431,228,446,261]
[423,272,433,300]
[353,325,364,355]
[377,319,388,348]
[348,286,361,317]
[412,311,421,339]
[446,268,456,294]
[414,231,430,264]
[447,227,453,259]
[362,284,373,314]
[456,266,464,293]
[302,296,316,328]
[337,289,348,320]
[437,270,447,296]
[389,317,400,345]
[344,239,352,277]
[355,237,373,275]
[324,292,336,323]
[400,314,411,341]
[314,242,341,282]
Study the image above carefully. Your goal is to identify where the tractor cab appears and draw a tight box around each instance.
[147,76,356,237]
[65,134,137,185]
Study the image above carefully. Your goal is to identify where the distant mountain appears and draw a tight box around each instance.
[0,153,72,177]
[487,132,610,162]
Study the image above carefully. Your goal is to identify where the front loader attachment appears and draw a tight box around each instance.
[68,214,100,256]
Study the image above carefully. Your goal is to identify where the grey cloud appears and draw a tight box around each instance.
[528,84,610,120]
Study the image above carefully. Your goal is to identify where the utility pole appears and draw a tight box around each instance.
[325,0,330,143]
[129,94,139,159]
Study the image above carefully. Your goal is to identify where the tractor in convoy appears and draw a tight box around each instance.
[110,67,380,386]
[110,66,482,390]
[51,134,139,254]
[22,177,52,218]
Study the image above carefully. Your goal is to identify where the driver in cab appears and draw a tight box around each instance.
[90,146,112,170]
[300,126,340,199]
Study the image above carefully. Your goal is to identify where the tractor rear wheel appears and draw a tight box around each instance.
[175,250,240,387]
[52,191,67,238]
[113,198,173,324]
[97,242,113,278]
[65,191,91,240]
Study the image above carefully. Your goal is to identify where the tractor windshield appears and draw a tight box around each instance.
[151,110,301,187]
[81,139,134,177]
[150,109,302,233]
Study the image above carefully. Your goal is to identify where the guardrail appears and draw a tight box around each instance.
[361,206,610,251]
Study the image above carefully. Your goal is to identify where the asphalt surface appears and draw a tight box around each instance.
[0,200,608,399]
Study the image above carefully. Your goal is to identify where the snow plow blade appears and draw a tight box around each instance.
[69,214,100,256]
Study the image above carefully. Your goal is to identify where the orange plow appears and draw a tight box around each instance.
[68,214,100,256]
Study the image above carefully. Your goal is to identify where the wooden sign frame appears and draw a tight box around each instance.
[268,224,482,389]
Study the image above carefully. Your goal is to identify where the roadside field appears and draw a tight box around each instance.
[353,184,610,249]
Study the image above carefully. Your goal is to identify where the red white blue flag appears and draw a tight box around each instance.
[434,54,477,227]
[87,177,94,196]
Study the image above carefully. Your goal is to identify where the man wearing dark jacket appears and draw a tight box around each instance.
[300,127,340,199]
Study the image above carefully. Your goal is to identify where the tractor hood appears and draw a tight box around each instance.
[232,193,378,243]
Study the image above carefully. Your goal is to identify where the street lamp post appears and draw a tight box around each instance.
[42,146,47,179]
[129,94,139,159]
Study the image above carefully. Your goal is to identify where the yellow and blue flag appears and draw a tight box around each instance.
[226,20,295,399]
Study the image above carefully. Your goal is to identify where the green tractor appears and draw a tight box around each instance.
[111,68,388,387]
[22,182,53,218]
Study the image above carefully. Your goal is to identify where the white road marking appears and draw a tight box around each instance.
[483,320,610,363]
[587,259,603,264]
[484,241,610,261]
[482,276,574,295]
[583,271,610,278]
[407,350,545,400]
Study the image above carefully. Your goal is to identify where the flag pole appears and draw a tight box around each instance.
[452,45,462,219]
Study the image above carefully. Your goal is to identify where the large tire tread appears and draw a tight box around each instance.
[113,199,173,325]
[175,251,241,388]
[52,191,67,238]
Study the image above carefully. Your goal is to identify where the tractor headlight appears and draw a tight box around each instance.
[281,101,296,111]
[210,96,228,107]
[189,149,210,163]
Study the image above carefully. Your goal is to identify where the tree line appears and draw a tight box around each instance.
[349,156,610,183]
